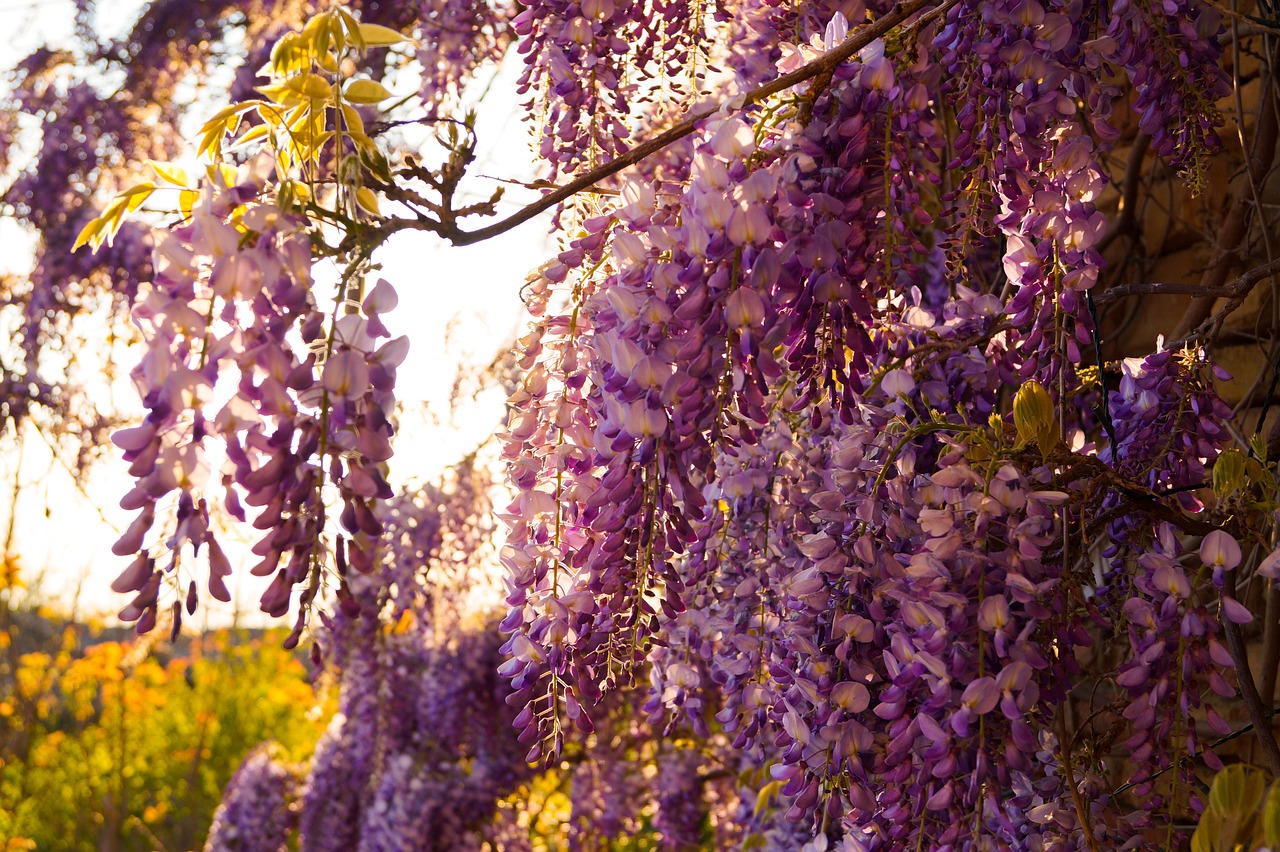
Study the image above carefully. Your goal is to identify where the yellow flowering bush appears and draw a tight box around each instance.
[0,624,329,850]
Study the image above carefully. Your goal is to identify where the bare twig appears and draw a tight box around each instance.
[1172,37,1280,339]
[1058,713,1103,852]
[370,0,955,247]
[1113,703,1280,796]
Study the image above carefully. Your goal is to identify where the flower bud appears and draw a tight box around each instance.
[1212,448,1246,500]
[1012,380,1057,456]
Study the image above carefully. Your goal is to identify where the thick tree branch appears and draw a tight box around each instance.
[1260,584,1280,708]
[1096,134,1149,255]
[1222,568,1280,776]
[371,0,955,247]
[1095,256,1280,305]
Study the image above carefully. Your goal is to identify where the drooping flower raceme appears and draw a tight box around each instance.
[110,164,408,643]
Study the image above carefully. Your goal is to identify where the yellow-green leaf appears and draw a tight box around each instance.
[1209,764,1254,815]
[256,103,285,126]
[315,49,339,73]
[338,9,364,51]
[1263,782,1280,846]
[232,123,272,148]
[121,182,156,215]
[357,22,409,46]
[255,82,292,105]
[325,13,345,54]
[1213,449,1247,500]
[339,103,365,136]
[1241,770,1269,828]
[197,128,221,160]
[179,189,198,220]
[72,216,107,252]
[88,197,131,248]
[284,104,312,131]
[347,131,377,153]
[300,12,330,50]
[199,102,253,135]
[206,164,238,187]
[344,79,392,104]
[310,129,335,152]
[1191,806,1219,852]
[270,31,304,74]
[118,181,156,200]
[149,161,189,187]
[355,187,380,215]
[287,73,333,100]
[310,16,332,58]
[753,780,782,819]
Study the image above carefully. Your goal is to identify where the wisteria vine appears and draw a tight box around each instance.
[10,0,1280,848]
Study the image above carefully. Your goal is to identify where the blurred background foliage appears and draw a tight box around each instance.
[0,553,331,851]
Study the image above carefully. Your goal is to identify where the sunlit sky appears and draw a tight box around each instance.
[0,1,553,626]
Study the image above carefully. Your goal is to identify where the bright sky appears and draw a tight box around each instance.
[0,2,553,626]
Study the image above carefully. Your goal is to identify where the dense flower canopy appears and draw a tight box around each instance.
[6,0,1280,848]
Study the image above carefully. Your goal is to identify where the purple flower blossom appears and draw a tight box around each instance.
[205,744,300,852]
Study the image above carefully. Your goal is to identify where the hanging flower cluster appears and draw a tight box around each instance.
[108,163,408,644]
[1100,0,1230,177]
[513,0,707,177]
[0,0,359,457]
[212,461,533,851]
[205,743,302,852]
[494,0,1252,846]
[415,0,514,112]
[94,8,418,644]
